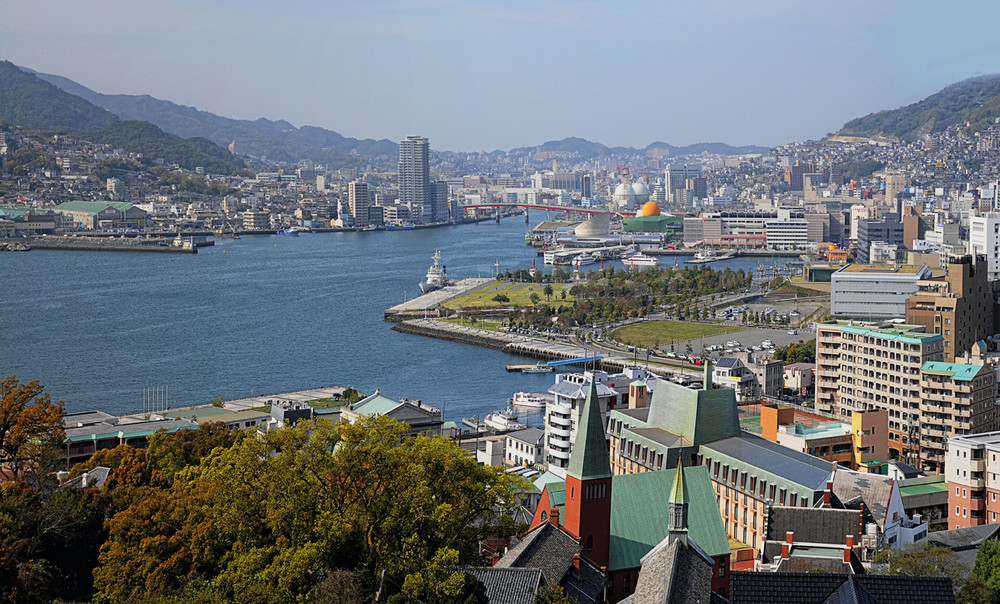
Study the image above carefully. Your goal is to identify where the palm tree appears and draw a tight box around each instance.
[543,284,554,301]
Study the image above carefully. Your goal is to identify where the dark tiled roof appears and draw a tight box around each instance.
[495,522,580,587]
[61,466,111,490]
[463,567,542,604]
[926,523,1000,551]
[727,572,955,604]
[562,557,606,604]
[629,538,714,604]
[833,471,895,530]
[766,506,861,546]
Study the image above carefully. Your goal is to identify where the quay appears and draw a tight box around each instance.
[384,277,493,321]
[391,318,676,377]
[22,237,203,253]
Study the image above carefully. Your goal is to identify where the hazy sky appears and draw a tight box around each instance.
[4,1,1000,151]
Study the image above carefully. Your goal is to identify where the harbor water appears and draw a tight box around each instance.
[2,219,788,422]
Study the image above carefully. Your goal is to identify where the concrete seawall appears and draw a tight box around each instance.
[24,240,198,253]
[392,318,674,376]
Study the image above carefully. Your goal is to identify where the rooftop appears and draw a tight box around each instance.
[701,433,833,493]
[921,361,986,381]
[838,263,927,274]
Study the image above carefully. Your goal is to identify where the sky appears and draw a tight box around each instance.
[4,1,1000,152]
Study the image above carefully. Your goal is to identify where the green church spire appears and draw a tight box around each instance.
[566,376,612,480]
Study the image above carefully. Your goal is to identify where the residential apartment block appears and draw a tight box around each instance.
[905,255,998,362]
[946,432,1000,528]
[817,320,999,473]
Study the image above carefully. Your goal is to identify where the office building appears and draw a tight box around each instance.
[398,135,431,223]
[830,264,931,320]
[665,164,701,203]
[856,216,904,263]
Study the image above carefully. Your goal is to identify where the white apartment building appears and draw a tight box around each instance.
[544,368,654,477]
[968,212,1000,280]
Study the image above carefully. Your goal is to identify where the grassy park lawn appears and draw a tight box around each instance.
[305,398,346,408]
[443,280,573,309]
[612,320,743,348]
[439,317,504,332]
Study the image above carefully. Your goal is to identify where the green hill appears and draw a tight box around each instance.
[29,68,396,165]
[0,62,246,174]
[838,74,1000,140]
[0,60,118,132]
[89,121,248,175]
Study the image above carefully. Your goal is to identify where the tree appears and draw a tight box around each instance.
[491,293,510,304]
[535,585,573,604]
[543,284,554,301]
[871,542,971,597]
[529,292,541,306]
[972,539,1000,602]
[93,417,526,603]
[0,376,65,480]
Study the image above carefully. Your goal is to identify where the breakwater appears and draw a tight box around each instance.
[24,238,199,253]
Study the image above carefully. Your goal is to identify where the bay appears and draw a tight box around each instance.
[1,218,787,423]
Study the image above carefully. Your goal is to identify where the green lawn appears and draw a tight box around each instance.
[439,317,504,332]
[612,320,743,348]
[443,280,573,309]
[305,398,346,409]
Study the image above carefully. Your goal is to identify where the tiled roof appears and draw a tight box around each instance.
[629,539,714,604]
[495,522,580,587]
[833,471,895,530]
[727,571,955,603]
[927,523,1000,551]
[463,567,541,604]
[765,506,860,547]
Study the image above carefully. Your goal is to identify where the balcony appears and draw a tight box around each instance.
[550,425,571,439]
[549,413,571,428]
[548,446,570,460]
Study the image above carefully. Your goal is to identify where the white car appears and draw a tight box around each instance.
[788,330,798,335]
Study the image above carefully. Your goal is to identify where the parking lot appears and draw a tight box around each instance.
[659,325,812,360]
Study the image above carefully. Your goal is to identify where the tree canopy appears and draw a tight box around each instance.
[0,375,64,481]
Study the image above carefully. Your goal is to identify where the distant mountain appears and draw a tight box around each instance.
[512,137,768,159]
[0,60,118,132]
[838,74,1000,141]
[0,62,246,174]
[28,68,397,166]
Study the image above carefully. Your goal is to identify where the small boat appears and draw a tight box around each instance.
[215,224,240,239]
[521,363,553,374]
[462,417,488,434]
[685,249,733,264]
[510,392,553,408]
[172,234,195,249]
[278,227,299,236]
[386,221,416,231]
[622,252,659,268]
[484,406,527,432]
[572,253,596,268]
[419,250,451,294]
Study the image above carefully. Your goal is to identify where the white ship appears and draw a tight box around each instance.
[621,252,659,268]
[419,250,450,293]
[685,249,734,264]
[484,406,527,432]
[510,392,553,409]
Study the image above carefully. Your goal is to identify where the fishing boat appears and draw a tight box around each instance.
[621,252,659,268]
[386,221,416,231]
[278,227,299,236]
[419,250,450,294]
[510,392,553,408]
[484,406,527,432]
[215,224,240,239]
[521,363,553,374]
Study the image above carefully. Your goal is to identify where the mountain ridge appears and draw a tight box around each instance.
[838,74,1000,141]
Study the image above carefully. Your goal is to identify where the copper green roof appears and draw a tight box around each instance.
[54,201,136,214]
[899,482,949,496]
[841,324,942,345]
[538,464,729,571]
[566,377,611,481]
[670,459,688,506]
[921,361,985,381]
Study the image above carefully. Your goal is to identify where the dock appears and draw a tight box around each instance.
[384,277,493,321]
[23,237,202,253]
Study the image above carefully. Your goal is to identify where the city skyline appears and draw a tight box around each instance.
[5,1,1000,151]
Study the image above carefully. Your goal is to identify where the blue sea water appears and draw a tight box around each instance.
[1,219,784,422]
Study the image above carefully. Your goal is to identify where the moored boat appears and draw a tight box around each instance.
[521,363,553,374]
[419,250,450,293]
[484,406,527,432]
[621,252,659,268]
[278,227,300,236]
[510,392,553,408]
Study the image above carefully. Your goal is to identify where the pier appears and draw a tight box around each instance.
[383,277,493,321]
[21,237,203,253]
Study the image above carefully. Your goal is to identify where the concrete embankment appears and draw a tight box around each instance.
[392,318,675,376]
[25,239,198,253]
